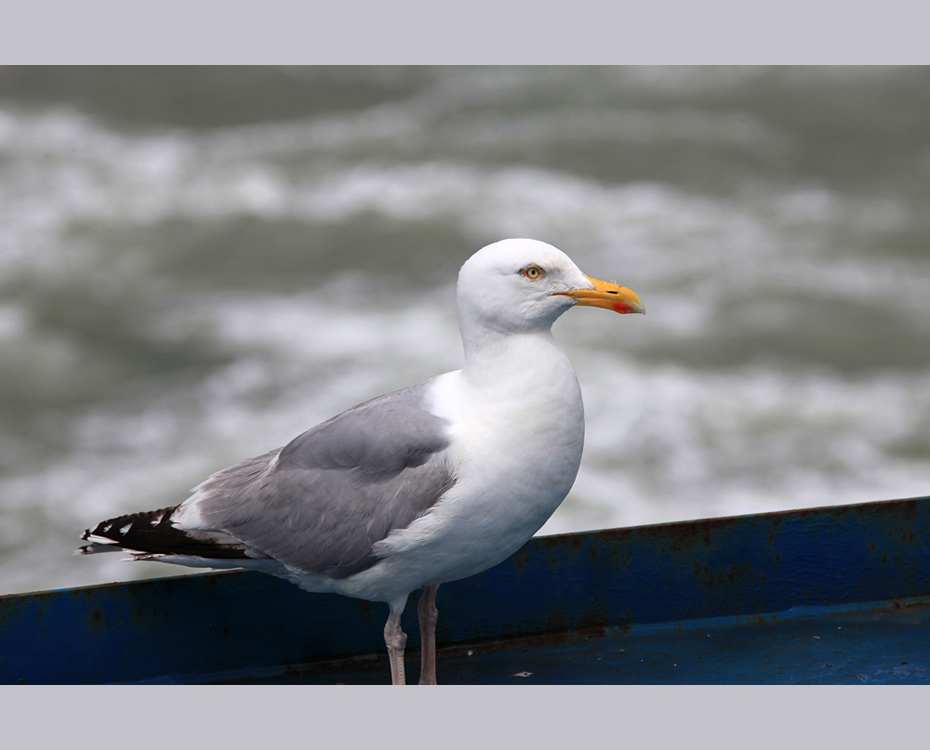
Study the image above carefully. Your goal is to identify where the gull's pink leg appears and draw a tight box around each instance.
[417,584,439,685]
[384,603,407,685]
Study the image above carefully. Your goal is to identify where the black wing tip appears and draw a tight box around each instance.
[77,507,177,556]
[78,504,255,560]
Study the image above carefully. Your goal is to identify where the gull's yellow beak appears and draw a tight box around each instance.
[557,276,645,315]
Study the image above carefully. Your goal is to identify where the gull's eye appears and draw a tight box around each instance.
[522,265,544,280]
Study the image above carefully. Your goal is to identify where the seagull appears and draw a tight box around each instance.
[79,238,644,684]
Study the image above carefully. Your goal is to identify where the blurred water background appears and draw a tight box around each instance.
[1,65,929,595]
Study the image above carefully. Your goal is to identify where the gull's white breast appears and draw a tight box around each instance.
[339,334,585,604]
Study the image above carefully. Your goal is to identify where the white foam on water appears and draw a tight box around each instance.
[541,355,930,534]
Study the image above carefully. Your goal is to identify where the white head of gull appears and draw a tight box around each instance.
[79,238,645,685]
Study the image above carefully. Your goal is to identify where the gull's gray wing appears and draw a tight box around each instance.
[184,381,455,576]
[80,381,455,578]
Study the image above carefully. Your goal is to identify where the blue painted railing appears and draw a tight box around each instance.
[2,496,929,683]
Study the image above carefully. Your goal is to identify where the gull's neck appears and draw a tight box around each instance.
[459,322,573,393]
